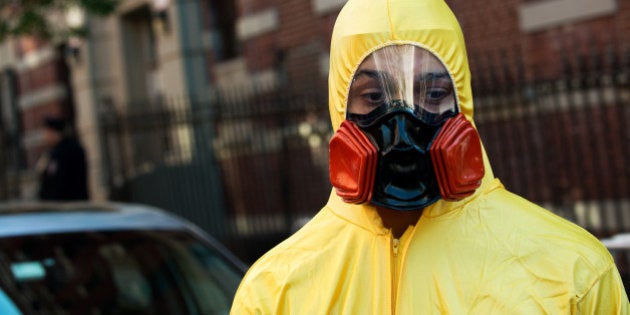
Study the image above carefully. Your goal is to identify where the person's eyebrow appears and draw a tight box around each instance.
[416,71,451,82]
[353,69,386,81]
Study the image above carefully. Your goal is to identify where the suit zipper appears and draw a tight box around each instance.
[391,237,400,315]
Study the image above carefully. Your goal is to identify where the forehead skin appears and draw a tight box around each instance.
[355,46,448,79]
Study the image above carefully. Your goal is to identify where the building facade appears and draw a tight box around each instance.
[1,0,628,251]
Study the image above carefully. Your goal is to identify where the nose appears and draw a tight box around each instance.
[392,115,414,148]
[381,114,417,155]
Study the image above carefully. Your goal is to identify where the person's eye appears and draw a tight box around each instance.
[415,80,453,105]
[425,88,450,103]
[365,92,384,103]
[361,90,385,105]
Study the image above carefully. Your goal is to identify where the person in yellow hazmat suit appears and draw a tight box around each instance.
[231,0,630,313]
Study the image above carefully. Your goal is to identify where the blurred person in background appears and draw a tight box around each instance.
[37,116,89,201]
[231,0,629,313]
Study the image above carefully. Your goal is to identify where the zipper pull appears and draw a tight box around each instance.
[393,238,400,257]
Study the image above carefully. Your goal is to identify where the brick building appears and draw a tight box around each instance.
[0,37,75,197]
[1,0,628,243]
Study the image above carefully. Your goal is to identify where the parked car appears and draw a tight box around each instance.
[0,201,247,315]
[600,233,630,295]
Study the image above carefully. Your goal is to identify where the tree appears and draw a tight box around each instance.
[0,0,120,41]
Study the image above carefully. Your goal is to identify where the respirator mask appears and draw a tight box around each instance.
[329,45,485,210]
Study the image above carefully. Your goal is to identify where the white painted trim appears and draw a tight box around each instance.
[545,199,630,231]
[0,40,17,69]
[214,65,279,95]
[22,129,44,149]
[15,46,58,72]
[237,8,279,40]
[519,0,617,32]
[312,0,346,15]
[18,84,67,110]
[319,52,330,78]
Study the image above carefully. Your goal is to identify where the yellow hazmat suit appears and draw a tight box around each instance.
[231,0,630,313]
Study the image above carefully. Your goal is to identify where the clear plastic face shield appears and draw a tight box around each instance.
[346,45,458,126]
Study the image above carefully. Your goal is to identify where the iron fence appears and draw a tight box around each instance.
[97,48,630,263]
[101,84,331,262]
[472,47,630,237]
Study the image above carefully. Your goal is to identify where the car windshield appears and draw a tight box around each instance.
[0,229,243,314]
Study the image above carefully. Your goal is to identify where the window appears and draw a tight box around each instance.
[209,0,238,60]
[519,0,617,32]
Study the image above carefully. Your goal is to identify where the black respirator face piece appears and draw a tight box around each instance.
[329,45,485,211]
[350,105,445,210]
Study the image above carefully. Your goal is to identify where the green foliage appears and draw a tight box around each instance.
[0,0,120,41]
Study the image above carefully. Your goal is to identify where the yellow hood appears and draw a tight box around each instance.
[328,0,472,130]
[328,0,494,214]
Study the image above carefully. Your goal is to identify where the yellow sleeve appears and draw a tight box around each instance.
[575,265,630,314]
[230,282,261,315]
[231,271,282,315]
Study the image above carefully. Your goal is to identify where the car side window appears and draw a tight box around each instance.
[0,230,243,314]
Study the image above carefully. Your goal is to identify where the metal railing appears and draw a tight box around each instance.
[100,84,331,262]
[81,48,630,262]
[471,46,630,237]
